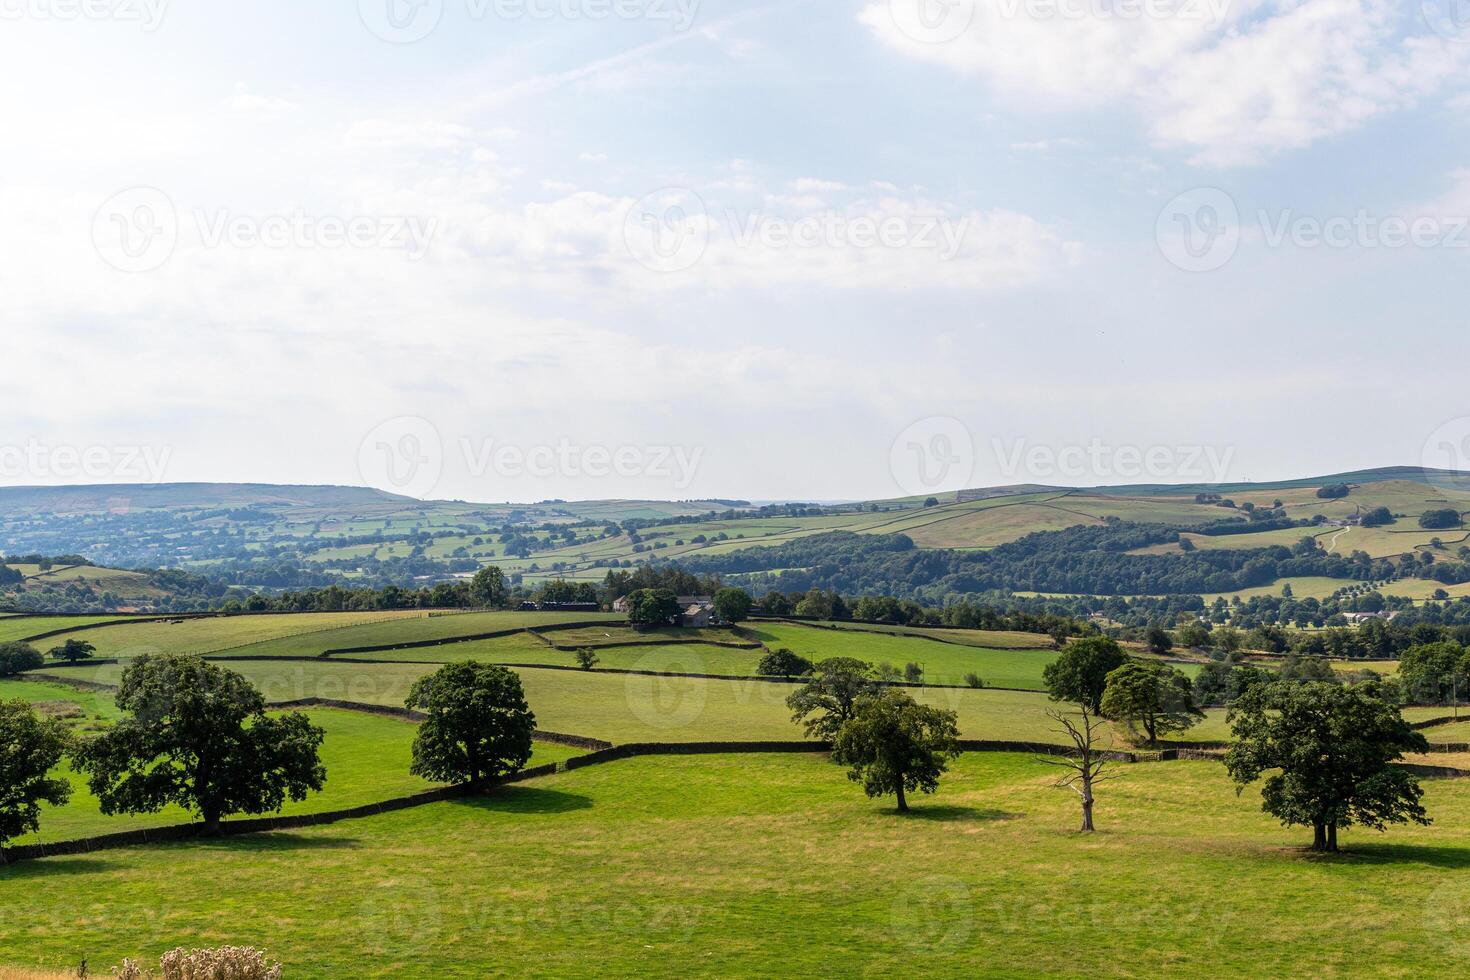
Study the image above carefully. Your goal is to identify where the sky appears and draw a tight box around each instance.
[3,0,1470,504]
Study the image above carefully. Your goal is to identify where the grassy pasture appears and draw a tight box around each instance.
[1200,576,1358,604]
[220,610,623,658]
[5,753,1470,977]
[0,680,580,846]
[1423,719,1470,743]
[32,611,431,660]
[747,622,1058,690]
[128,659,1232,746]
[542,626,747,648]
[1325,526,1470,559]
[0,616,135,645]
[801,620,1055,649]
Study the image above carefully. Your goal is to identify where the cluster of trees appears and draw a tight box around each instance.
[673,522,1411,602]
[785,658,959,813]
[0,655,538,849]
[1037,636,1431,850]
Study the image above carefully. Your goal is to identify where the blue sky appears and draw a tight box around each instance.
[2,1,1469,502]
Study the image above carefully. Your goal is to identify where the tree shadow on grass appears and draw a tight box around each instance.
[1308,842,1470,869]
[0,856,130,879]
[885,804,1022,823]
[450,786,593,816]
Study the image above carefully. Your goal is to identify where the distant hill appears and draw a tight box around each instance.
[0,483,413,515]
[2,468,1468,602]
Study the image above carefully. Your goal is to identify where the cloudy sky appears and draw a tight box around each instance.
[3,0,1469,503]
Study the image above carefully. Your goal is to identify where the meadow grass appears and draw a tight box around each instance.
[4,753,1470,977]
[122,659,1232,746]
[0,616,135,645]
[0,681,581,845]
[747,622,1058,689]
[33,611,430,660]
[802,620,1055,649]
[221,609,622,658]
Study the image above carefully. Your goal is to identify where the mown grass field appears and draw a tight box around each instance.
[4,753,1470,977]
[56,658,1231,746]
[27,610,625,661]
[33,611,432,659]
[0,680,580,846]
[802,620,1055,650]
[0,616,134,645]
[746,623,1058,689]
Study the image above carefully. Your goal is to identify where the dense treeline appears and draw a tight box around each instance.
[671,522,1409,599]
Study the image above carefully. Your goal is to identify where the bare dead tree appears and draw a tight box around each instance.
[1037,707,1119,832]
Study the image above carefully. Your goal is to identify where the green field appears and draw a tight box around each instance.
[30,610,624,661]
[32,611,433,659]
[0,616,134,645]
[57,657,1225,746]
[802,620,1055,650]
[746,623,1058,689]
[0,679,581,847]
[5,752,1470,977]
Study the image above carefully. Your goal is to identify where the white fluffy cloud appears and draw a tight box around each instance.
[864,0,1470,166]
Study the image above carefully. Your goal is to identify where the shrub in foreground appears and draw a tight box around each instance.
[113,946,283,980]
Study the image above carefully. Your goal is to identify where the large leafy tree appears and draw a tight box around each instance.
[0,700,72,848]
[73,655,325,835]
[49,639,96,664]
[0,643,43,677]
[406,662,535,789]
[1099,661,1204,746]
[757,648,813,678]
[468,566,507,608]
[786,657,878,739]
[1042,636,1128,714]
[712,587,753,624]
[626,588,681,627]
[832,691,960,813]
[1225,680,1430,852]
[1397,641,1469,704]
